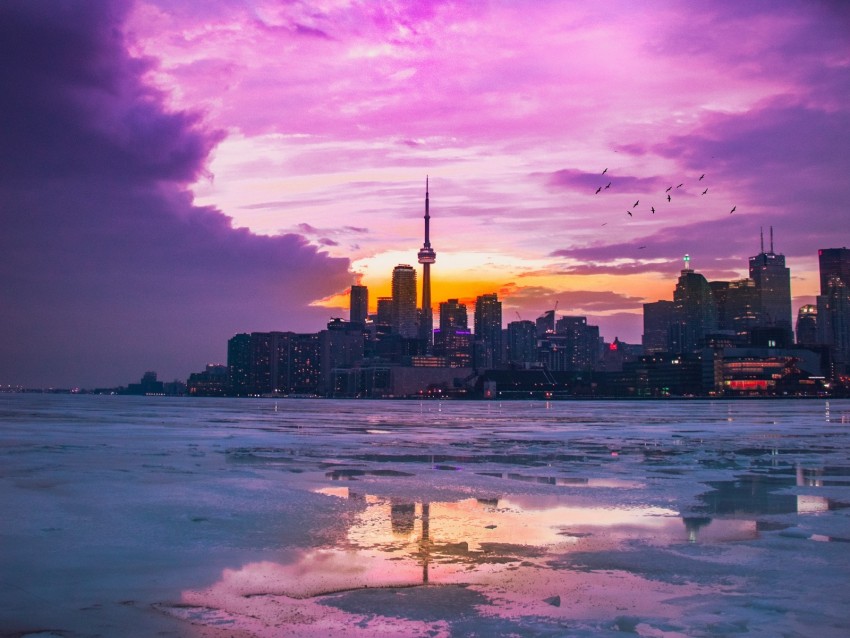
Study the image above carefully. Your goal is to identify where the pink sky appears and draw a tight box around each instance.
[126,0,849,341]
[1,0,848,385]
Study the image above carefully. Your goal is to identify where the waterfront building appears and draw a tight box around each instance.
[671,256,717,354]
[796,305,818,346]
[375,297,393,327]
[817,276,850,374]
[748,228,792,342]
[391,264,418,339]
[535,309,555,337]
[818,247,850,294]
[554,316,599,370]
[434,299,471,367]
[349,285,368,327]
[643,300,675,354]
[474,293,503,369]
[506,320,537,366]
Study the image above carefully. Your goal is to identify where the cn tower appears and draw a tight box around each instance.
[417,177,436,348]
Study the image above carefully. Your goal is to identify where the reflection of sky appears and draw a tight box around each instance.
[316,488,696,573]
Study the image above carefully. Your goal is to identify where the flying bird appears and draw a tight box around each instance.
[601,222,608,226]
[651,206,656,214]
[605,182,611,189]
[702,188,708,195]
[595,186,602,194]
[633,200,639,207]
[626,211,632,217]
[676,183,683,188]
[602,168,608,175]
[667,194,671,202]
[638,245,646,249]
[699,174,705,181]
[730,206,736,214]
[665,186,673,192]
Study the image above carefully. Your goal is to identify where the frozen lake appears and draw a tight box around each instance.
[2,395,850,637]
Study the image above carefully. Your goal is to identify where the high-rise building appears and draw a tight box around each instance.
[817,277,850,373]
[817,247,850,374]
[554,316,600,370]
[643,300,675,354]
[818,248,850,294]
[749,228,792,341]
[391,264,418,338]
[474,293,502,369]
[376,297,393,326]
[417,178,437,348]
[349,285,368,326]
[671,257,717,354]
[434,299,471,367]
[439,298,468,332]
[506,320,537,366]
[536,309,555,337]
[796,304,818,346]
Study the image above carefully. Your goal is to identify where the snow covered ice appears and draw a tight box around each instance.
[2,395,850,637]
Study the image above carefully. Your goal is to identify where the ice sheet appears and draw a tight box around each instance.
[1,395,849,636]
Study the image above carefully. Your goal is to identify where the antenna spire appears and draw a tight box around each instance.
[760,227,764,253]
[770,226,774,253]
[424,176,430,247]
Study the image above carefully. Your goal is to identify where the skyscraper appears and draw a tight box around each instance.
[391,264,418,338]
[507,320,537,366]
[417,178,436,348]
[434,298,471,367]
[474,293,502,369]
[817,247,850,374]
[749,228,792,341]
[818,248,850,294]
[643,300,675,354]
[796,304,818,346]
[671,257,717,354]
[349,284,368,326]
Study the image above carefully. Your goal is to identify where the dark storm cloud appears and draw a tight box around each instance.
[0,1,352,387]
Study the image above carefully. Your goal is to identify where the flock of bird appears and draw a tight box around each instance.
[593,168,736,229]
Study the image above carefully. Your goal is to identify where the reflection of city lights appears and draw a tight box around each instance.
[797,495,829,513]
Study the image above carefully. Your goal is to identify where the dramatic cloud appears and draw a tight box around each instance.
[4,0,849,383]
[0,1,351,387]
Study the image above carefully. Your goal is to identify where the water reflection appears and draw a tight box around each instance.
[314,487,718,584]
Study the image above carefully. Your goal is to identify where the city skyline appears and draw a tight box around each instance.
[1,1,849,387]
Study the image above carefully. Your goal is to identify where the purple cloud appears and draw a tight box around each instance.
[0,1,351,387]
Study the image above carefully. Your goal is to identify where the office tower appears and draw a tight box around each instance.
[227,333,251,395]
[439,298,468,332]
[671,257,717,354]
[349,285,368,326]
[817,277,850,373]
[796,305,818,346]
[643,300,675,354]
[507,320,537,365]
[417,178,437,348]
[749,228,792,340]
[376,297,393,326]
[818,248,850,372]
[725,279,760,336]
[536,309,555,337]
[435,299,471,367]
[818,248,850,294]
[474,293,503,369]
[555,316,600,370]
[391,264,418,338]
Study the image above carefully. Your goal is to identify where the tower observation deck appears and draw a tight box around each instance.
[418,178,436,347]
